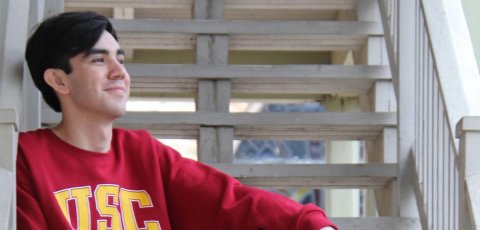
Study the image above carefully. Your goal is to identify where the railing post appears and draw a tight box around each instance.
[397,0,419,219]
[0,109,18,230]
[456,116,480,230]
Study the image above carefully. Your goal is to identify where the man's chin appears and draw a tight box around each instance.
[110,108,127,120]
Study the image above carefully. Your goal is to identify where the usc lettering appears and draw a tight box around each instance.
[54,185,161,230]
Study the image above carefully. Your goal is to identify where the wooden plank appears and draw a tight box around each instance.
[42,111,396,140]
[226,0,355,10]
[126,64,390,79]
[44,111,396,127]
[194,0,233,164]
[0,168,13,230]
[65,0,355,10]
[398,0,419,219]
[117,112,397,127]
[111,19,383,35]
[65,0,192,8]
[0,109,18,127]
[457,117,480,229]
[358,1,399,216]
[466,175,480,230]
[331,217,420,230]
[0,0,29,121]
[210,163,396,188]
[21,0,43,132]
[0,109,17,230]
[117,32,195,50]
[117,33,366,51]
[113,7,135,60]
[127,64,389,97]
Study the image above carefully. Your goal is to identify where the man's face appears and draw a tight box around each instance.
[66,30,130,120]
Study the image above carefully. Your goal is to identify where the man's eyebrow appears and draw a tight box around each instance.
[83,49,108,57]
[83,49,126,57]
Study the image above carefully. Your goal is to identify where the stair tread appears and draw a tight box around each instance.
[65,0,356,21]
[43,111,396,140]
[110,19,380,52]
[65,0,356,11]
[332,217,420,230]
[128,64,390,97]
[211,163,397,188]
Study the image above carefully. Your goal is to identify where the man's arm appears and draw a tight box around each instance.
[155,141,337,230]
[17,148,49,229]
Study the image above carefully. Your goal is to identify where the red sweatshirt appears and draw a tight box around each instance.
[17,128,336,230]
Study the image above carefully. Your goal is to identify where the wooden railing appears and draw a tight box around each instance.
[0,109,18,230]
[456,117,480,230]
[379,0,480,229]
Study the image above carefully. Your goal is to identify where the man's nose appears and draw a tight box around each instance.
[108,60,125,80]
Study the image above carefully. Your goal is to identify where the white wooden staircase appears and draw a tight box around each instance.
[2,0,480,229]
[54,0,417,228]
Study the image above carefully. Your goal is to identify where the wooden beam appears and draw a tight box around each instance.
[111,19,383,35]
[117,33,366,51]
[194,0,232,164]
[210,163,396,188]
[44,111,396,127]
[0,109,18,131]
[119,112,396,127]
[113,7,135,60]
[65,0,356,11]
[331,217,420,230]
[65,0,192,8]
[43,110,396,140]
[127,64,390,97]
[0,108,18,230]
[126,64,390,79]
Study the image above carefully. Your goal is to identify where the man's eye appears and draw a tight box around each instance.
[117,59,125,64]
[92,58,104,63]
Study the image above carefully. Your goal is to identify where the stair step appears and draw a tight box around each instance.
[42,111,396,140]
[110,19,381,51]
[112,19,381,35]
[211,163,397,189]
[128,64,390,97]
[118,33,368,52]
[66,0,356,11]
[65,1,357,27]
[118,112,397,140]
[331,217,420,230]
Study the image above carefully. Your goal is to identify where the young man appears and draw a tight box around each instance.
[18,11,337,230]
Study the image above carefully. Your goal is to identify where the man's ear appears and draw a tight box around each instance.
[44,69,70,95]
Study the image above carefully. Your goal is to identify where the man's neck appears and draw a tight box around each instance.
[52,116,113,153]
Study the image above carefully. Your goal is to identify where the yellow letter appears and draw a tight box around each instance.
[95,185,122,230]
[70,186,92,230]
[54,189,71,224]
[120,189,160,230]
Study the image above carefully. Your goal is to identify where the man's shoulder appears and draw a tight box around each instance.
[19,128,51,144]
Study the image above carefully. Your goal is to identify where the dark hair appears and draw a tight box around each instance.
[25,11,118,112]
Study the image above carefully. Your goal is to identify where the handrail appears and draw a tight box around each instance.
[379,0,480,229]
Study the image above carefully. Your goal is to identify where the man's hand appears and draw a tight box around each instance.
[320,227,336,230]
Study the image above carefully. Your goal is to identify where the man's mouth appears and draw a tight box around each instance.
[104,86,127,93]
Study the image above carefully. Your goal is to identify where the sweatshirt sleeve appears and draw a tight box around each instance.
[16,147,49,230]
[155,141,337,230]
